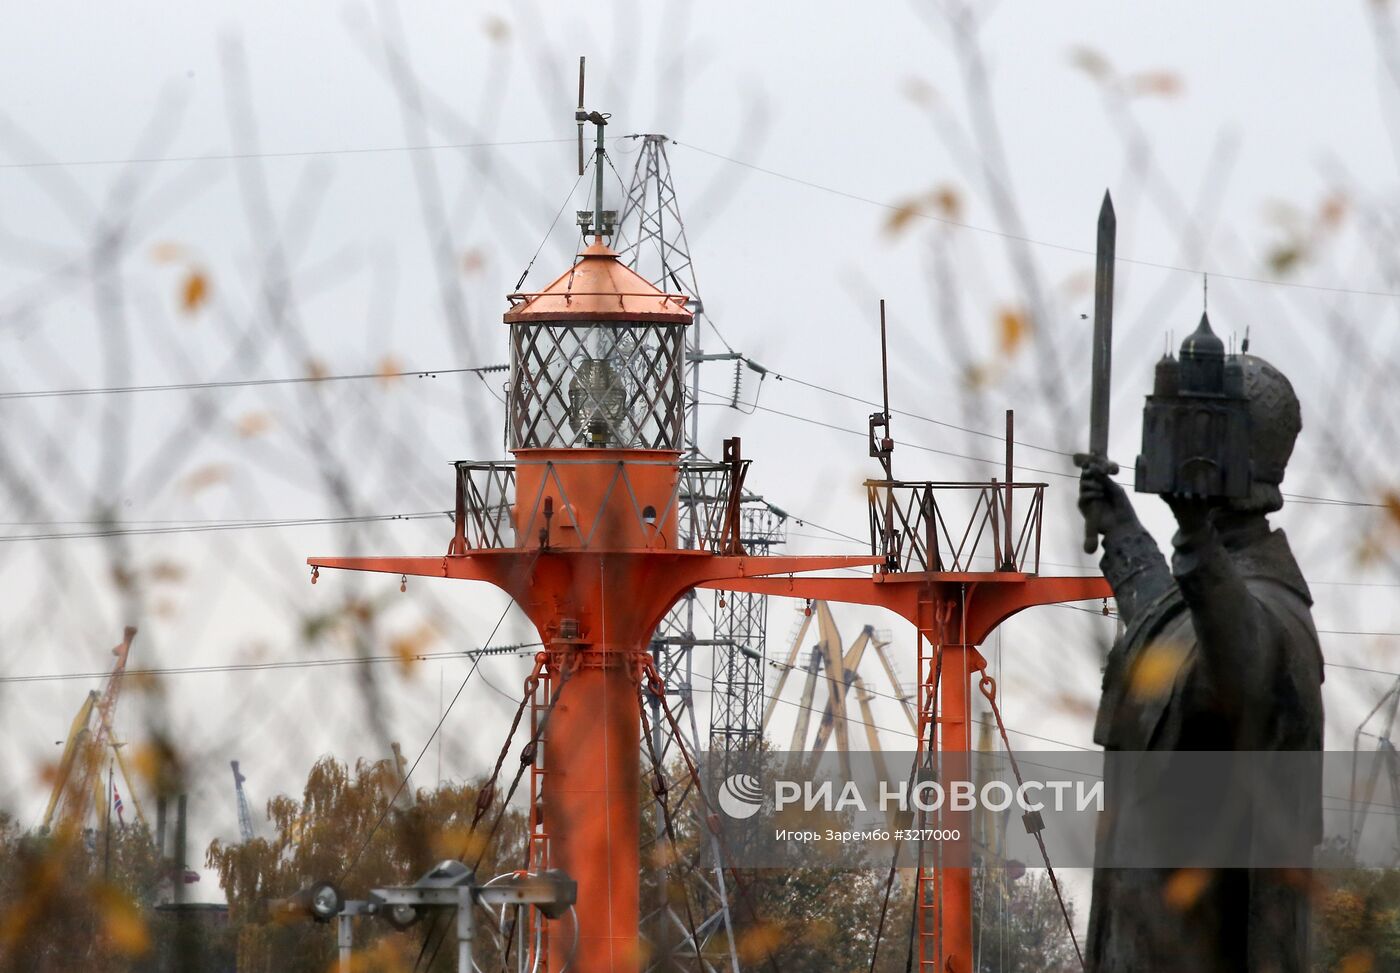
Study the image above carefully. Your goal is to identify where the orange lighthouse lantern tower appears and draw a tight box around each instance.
[307,96,881,973]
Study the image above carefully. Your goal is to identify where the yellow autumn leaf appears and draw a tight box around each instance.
[97,888,151,956]
[235,411,274,438]
[931,184,962,220]
[1356,534,1384,567]
[736,920,787,964]
[1129,640,1188,701]
[148,559,187,583]
[433,825,486,862]
[1318,191,1348,229]
[1162,868,1211,911]
[462,249,487,275]
[1052,691,1097,720]
[377,355,405,384]
[305,358,329,380]
[150,242,185,263]
[884,197,925,236]
[181,268,209,314]
[390,623,436,673]
[1267,243,1305,276]
[181,463,230,495]
[345,938,414,973]
[1381,489,1400,529]
[128,744,162,787]
[1130,70,1183,98]
[1062,267,1096,297]
[997,307,1030,355]
[1339,948,1375,973]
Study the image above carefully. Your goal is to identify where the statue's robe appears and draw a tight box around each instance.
[1086,517,1324,972]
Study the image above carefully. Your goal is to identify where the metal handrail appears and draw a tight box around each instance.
[864,479,1046,574]
[450,458,751,554]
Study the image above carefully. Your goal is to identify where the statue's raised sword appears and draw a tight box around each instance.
[1074,190,1119,554]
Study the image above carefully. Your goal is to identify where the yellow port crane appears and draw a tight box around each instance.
[765,601,917,781]
[43,627,145,833]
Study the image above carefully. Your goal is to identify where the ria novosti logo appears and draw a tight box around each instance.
[717,774,765,819]
[716,774,1103,818]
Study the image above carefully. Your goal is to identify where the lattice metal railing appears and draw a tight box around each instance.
[453,462,517,551]
[451,457,751,554]
[865,479,1045,574]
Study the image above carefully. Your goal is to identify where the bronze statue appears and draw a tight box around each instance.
[1078,323,1324,972]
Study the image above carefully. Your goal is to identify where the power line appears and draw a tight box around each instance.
[702,384,1388,509]
[1056,601,1400,638]
[0,511,446,543]
[674,140,1400,301]
[0,348,1382,509]
[0,137,575,171]
[0,648,477,685]
[0,365,504,401]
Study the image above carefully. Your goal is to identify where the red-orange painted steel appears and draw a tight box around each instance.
[309,547,881,973]
[701,571,1110,973]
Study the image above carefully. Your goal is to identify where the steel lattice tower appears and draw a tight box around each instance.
[615,134,785,768]
[616,134,704,757]
[709,504,785,763]
[615,132,777,973]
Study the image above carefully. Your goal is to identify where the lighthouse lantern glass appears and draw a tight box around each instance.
[509,320,686,450]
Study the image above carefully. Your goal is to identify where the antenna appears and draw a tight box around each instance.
[869,300,897,569]
[869,300,895,479]
[571,56,614,240]
[1203,272,1209,312]
[880,299,891,431]
[576,57,586,177]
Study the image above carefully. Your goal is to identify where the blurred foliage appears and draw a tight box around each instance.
[1311,841,1400,973]
[0,811,233,972]
[635,750,1076,972]
[971,861,1080,973]
[207,753,526,973]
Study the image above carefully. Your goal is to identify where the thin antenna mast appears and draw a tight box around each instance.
[870,300,897,569]
[572,56,612,240]
[870,299,895,480]
[576,57,586,177]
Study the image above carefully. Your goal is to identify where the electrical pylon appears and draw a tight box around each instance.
[615,132,774,973]
[616,133,784,765]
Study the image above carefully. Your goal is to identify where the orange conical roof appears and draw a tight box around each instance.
[503,241,692,324]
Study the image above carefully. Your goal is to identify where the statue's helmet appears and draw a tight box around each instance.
[1236,353,1301,513]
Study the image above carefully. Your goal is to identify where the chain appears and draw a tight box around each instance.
[643,658,782,973]
[415,650,581,973]
[977,671,1085,972]
[637,675,709,971]
[467,652,580,870]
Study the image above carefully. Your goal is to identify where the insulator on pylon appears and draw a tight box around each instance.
[400,574,408,593]
[310,566,318,584]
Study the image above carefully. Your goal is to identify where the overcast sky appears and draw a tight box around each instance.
[2,1,1398,905]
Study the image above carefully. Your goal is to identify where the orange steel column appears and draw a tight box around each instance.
[932,643,976,973]
[699,572,1110,973]
[308,547,882,973]
[545,645,641,973]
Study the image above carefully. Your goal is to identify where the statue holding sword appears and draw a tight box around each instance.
[1075,192,1324,972]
